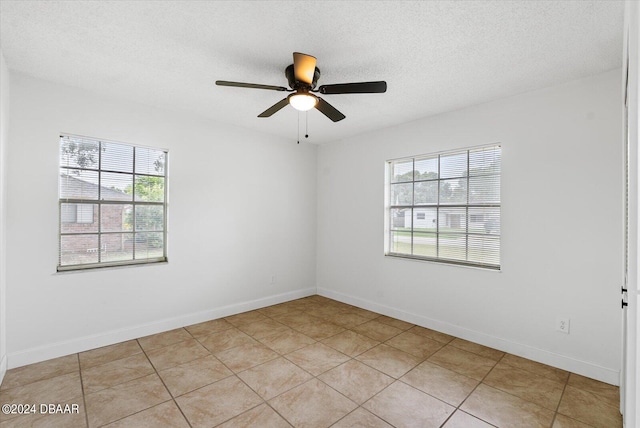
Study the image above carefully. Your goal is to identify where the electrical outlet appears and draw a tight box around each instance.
[556,317,570,334]
[270,275,276,285]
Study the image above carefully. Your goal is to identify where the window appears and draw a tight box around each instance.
[386,145,501,269]
[58,135,168,270]
[61,203,94,224]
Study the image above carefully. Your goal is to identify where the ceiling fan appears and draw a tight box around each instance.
[216,52,387,122]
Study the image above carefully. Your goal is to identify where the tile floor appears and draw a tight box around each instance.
[0,295,622,428]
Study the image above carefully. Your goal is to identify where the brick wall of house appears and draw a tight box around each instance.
[60,204,127,253]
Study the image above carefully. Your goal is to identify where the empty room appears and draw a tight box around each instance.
[0,1,638,427]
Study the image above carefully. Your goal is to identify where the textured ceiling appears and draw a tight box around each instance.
[0,0,625,144]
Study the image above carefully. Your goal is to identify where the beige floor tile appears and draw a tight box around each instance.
[363,381,454,428]
[331,408,393,428]
[557,385,622,428]
[238,319,290,340]
[272,311,322,328]
[137,328,192,352]
[3,297,619,428]
[198,328,256,353]
[306,295,333,304]
[158,355,233,397]
[146,338,210,371]
[401,360,479,406]
[269,378,357,428]
[319,360,394,404]
[277,300,313,312]
[79,340,142,370]
[215,342,279,372]
[483,361,565,410]
[356,344,422,378]
[386,331,444,359]
[258,328,316,354]
[352,320,403,342]
[176,376,263,428]
[292,320,344,340]
[0,400,87,428]
[0,354,79,390]
[82,353,155,394]
[285,343,350,376]
[408,325,455,344]
[448,338,505,361]
[305,305,344,320]
[102,400,189,427]
[84,373,171,428]
[0,372,82,411]
[428,346,497,380]
[217,403,292,428]
[237,357,312,400]
[501,353,570,383]
[324,312,371,329]
[185,318,233,339]
[442,410,495,428]
[343,307,380,320]
[225,310,269,327]
[567,373,619,408]
[460,384,555,428]
[375,315,415,331]
[324,303,353,312]
[552,413,596,428]
[257,303,295,317]
[320,330,379,357]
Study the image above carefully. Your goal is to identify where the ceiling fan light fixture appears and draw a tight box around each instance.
[288,93,318,111]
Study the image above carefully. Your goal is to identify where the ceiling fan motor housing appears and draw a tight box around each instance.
[285,64,321,90]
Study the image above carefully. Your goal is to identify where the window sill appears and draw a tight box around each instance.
[385,253,501,271]
[56,258,168,273]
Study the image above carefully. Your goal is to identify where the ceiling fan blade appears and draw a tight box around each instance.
[216,80,288,91]
[293,52,317,85]
[258,98,289,117]
[318,81,387,94]
[315,97,346,122]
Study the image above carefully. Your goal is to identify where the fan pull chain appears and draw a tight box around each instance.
[296,112,310,145]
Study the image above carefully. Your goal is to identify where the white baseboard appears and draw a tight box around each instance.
[7,287,316,369]
[318,287,620,386]
[0,354,6,385]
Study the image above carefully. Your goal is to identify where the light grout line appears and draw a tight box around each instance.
[77,353,90,428]
[550,377,572,428]
[447,352,505,427]
[260,300,387,427]
[136,338,193,428]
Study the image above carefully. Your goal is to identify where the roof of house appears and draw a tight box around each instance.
[60,174,132,202]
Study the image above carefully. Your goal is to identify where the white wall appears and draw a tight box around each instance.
[623,0,640,424]
[0,51,9,381]
[317,70,624,384]
[6,73,317,368]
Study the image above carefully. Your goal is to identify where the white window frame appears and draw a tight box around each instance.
[385,144,501,270]
[58,134,168,271]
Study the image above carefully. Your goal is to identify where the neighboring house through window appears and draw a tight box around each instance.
[58,135,168,270]
[385,145,501,269]
[61,203,94,224]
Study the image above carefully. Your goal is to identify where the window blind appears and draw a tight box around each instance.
[386,145,501,269]
[58,134,168,270]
